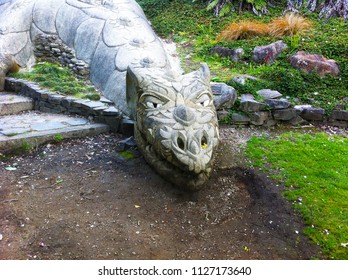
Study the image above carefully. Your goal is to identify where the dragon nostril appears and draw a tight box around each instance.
[177,136,185,150]
[201,136,208,149]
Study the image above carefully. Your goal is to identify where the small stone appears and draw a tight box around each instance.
[0,233,3,241]
[116,136,137,151]
[239,100,267,112]
[300,107,325,121]
[249,111,269,126]
[330,110,348,121]
[257,89,282,99]
[231,112,250,124]
[232,75,258,85]
[211,82,237,110]
[272,109,298,121]
[265,99,292,110]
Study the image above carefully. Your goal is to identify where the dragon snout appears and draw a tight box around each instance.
[173,105,196,126]
[175,131,209,158]
[171,129,214,173]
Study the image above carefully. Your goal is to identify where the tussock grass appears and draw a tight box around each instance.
[269,13,313,37]
[217,21,270,41]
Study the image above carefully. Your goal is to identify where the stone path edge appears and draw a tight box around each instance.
[0,123,109,152]
[4,77,134,135]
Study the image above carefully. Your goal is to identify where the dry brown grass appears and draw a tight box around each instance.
[217,21,270,41]
[269,13,312,37]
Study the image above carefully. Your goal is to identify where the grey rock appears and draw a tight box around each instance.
[272,109,298,120]
[330,110,348,121]
[249,111,270,126]
[287,115,309,125]
[265,99,292,110]
[231,112,250,124]
[217,109,230,121]
[232,75,258,85]
[300,107,325,121]
[257,89,282,99]
[211,82,237,110]
[294,104,313,114]
[102,107,121,116]
[210,46,244,62]
[240,100,267,112]
[253,40,287,64]
[116,136,137,151]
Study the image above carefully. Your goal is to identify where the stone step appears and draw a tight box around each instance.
[0,111,109,153]
[0,91,34,116]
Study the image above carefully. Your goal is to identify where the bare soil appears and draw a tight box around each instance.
[0,126,323,260]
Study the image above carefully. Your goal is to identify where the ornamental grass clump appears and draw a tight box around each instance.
[217,20,269,41]
[269,13,312,37]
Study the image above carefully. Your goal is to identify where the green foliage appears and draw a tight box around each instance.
[120,150,135,160]
[145,2,347,111]
[53,133,64,143]
[11,62,100,101]
[246,132,348,259]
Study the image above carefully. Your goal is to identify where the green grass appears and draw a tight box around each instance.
[141,0,348,112]
[119,150,135,160]
[246,132,348,259]
[10,62,100,100]
[53,133,64,143]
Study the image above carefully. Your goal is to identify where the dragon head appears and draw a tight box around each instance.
[126,63,219,191]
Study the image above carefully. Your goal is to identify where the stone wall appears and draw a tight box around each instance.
[34,34,90,79]
[4,77,134,135]
[212,85,348,128]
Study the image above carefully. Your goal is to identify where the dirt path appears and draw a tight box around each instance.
[0,127,322,260]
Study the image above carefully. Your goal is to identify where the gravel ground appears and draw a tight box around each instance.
[1,124,342,260]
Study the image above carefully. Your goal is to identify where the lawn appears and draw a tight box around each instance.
[246,132,348,259]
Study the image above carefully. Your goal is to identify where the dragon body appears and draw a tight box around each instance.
[0,0,219,190]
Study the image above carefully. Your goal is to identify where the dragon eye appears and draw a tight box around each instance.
[141,94,168,110]
[196,93,211,107]
[146,102,162,109]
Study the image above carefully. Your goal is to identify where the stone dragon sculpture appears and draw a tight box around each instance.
[0,0,219,190]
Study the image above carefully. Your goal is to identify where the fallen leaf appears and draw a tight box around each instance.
[134,205,141,209]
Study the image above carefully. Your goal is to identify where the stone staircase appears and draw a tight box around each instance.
[0,90,110,153]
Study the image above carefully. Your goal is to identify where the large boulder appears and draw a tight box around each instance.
[289,51,339,77]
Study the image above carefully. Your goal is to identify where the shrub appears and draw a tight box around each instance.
[269,13,312,37]
[218,20,269,41]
